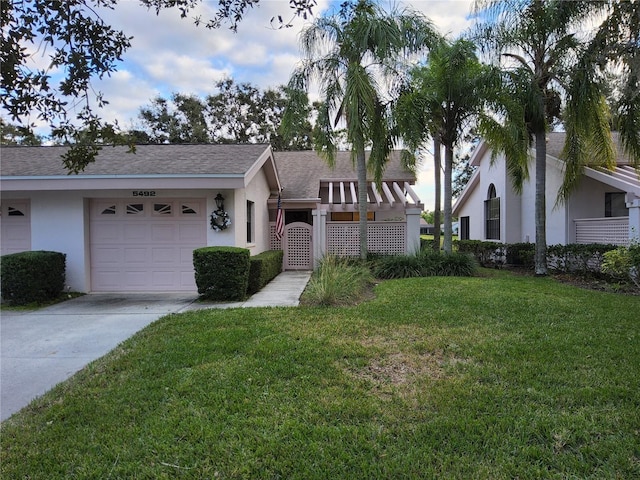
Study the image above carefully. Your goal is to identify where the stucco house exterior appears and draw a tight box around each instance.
[453,132,640,247]
[0,144,422,293]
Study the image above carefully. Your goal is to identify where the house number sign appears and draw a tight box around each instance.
[132,191,156,197]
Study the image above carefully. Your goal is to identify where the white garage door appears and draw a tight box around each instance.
[0,201,31,256]
[90,198,206,292]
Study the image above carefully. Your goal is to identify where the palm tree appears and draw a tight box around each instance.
[472,0,625,275]
[397,38,492,253]
[283,0,438,260]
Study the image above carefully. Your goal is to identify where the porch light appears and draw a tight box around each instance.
[215,193,224,210]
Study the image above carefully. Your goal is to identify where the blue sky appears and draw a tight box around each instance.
[25,0,477,209]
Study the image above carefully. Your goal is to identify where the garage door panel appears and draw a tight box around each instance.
[93,247,121,264]
[92,224,122,241]
[180,247,197,263]
[124,224,148,241]
[124,247,149,263]
[151,271,176,287]
[90,198,206,292]
[151,247,176,263]
[4,224,30,241]
[179,223,204,241]
[180,271,197,287]
[93,271,120,289]
[125,271,148,287]
[0,201,31,256]
[151,224,176,242]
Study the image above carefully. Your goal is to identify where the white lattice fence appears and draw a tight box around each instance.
[575,217,629,246]
[327,222,406,256]
[284,223,313,269]
[269,223,281,250]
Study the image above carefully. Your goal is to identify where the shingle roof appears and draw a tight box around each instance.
[0,144,271,176]
[273,150,416,200]
[546,131,632,165]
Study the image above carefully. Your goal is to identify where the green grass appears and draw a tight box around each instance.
[2,271,639,479]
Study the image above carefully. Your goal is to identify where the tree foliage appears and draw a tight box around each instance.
[396,39,492,253]
[1,0,317,172]
[137,79,313,149]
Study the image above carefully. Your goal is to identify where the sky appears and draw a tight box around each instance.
[26,0,478,210]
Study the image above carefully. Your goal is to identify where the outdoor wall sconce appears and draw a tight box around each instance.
[210,193,231,231]
[215,193,224,210]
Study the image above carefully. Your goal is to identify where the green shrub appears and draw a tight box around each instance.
[601,244,640,289]
[193,247,250,301]
[547,243,618,274]
[436,252,478,277]
[506,243,535,268]
[455,240,505,267]
[1,251,66,306]
[247,250,283,295]
[301,256,373,306]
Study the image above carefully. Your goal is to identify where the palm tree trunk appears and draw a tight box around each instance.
[534,129,548,275]
[443,143,454,254]
[356,148,368,260]
[433,137,442,251]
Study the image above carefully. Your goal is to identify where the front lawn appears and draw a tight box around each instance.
[2,271,639,479]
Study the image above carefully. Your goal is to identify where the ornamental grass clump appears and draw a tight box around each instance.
[301,255,373,306]
[372,251,477,279]
[371,253,425,279]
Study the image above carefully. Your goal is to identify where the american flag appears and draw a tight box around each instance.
[275,194,284,240]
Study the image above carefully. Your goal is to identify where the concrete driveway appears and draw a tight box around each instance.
[0,271,311,422]
[0,293,205,422]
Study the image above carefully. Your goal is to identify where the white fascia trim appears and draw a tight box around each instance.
[452,169,480,216]
[0,175,246,192]
[583,166,640,195]
[244,146,280,189]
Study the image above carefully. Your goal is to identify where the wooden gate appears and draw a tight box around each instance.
[283,222,313,270]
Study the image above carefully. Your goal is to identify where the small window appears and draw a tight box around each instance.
[101,205,117,215]
[484,184,500,240]
[330,211,375,221]
[182,204,197,215]
[7,207,25,217]
[126,203,144,215]
[460,216,470,240]
[154,203,172,215]
[605,192,628,217]
[247,201,254,243]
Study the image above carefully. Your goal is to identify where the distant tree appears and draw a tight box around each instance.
[1,0,317,172]
[421,210,441,226]
[452,152,476,199]
[0,118,43,146]
[139,94,210,144]
[137,79,313,149]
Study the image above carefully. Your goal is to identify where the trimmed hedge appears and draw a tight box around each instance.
[193,247,250,301]
[455,240,506,266]
[248,250,283,295]
[1,251,66,306]
[455,240,619,274]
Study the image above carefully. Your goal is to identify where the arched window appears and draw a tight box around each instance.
[484,184,500,240]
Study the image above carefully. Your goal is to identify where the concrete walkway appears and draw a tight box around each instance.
[0,271,311,421]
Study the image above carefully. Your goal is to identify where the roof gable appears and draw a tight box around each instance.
[273,150,416,200]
